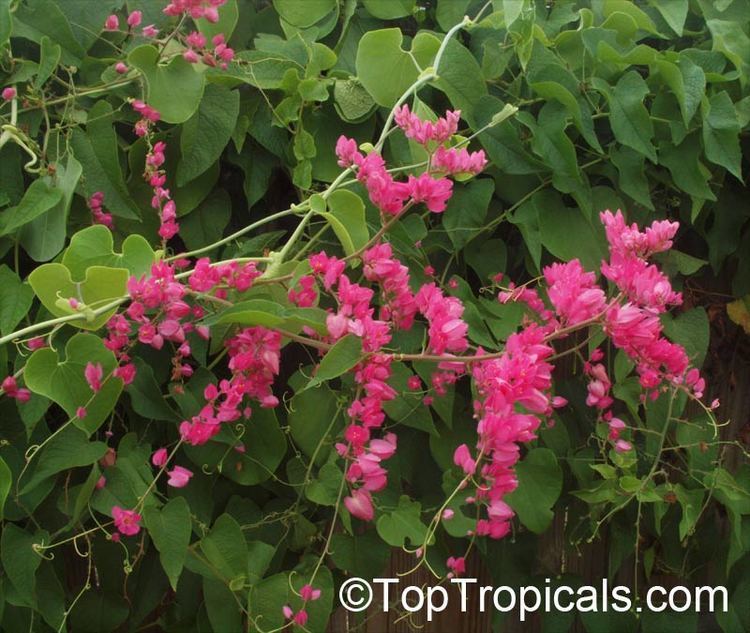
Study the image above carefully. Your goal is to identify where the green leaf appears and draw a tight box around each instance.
[648,0,687,35]
[318,190,369,256]
[534,190,607,271]
[0,265,34,337]
[128,45,206,124]
[19,425,107,494]
[70,101,140,219]
[376,496,430,547]
[706,19,750,83]
[184,408,286,486]
[356,29,440,107]
[610,146,653,209]
[23,333,123,434]
[662,307,710,367]
[658,134,716,202]
[433,39,488,124]
[1,525,45,606]
[178,188,232,252]
[653,58,705,126]
[442,179,492,250]
[289,383,341,464]
[0,456,11,520]
[0,0,11,47]
[33,35,60,89]
[506,448,563,533]
[126,358,180,422]
[333,79,376,122]
[213,299,328,335]
[177,84,240,186]
[11,0,84,65]
[273,0,335,27]
[306,335,363,389]
[701,91,742,180]
[62,225,155,281]
[28,262,128,330]
[306,462,344,506]
[200,513,247,583]
[68,592,129,632]
[363,0,414,19]
[19,155,82,262]
[594,72,656,162]
[0,178,63,236]
[674,484,705,540]
[195,0,238,40]
[203,577,242,632]
[330,531,390,579]
[143,497,192,591]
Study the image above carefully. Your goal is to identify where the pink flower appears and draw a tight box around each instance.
[112,506,141,536]
[407,173,453,213]
[446,556,466,576]
[152,447,168,467]
[96,476,106,490]
[335,135,362,168]
[442,508,455,520]
[85,362,104,392]
[543,260,606,325]
[343,488,374,521]
[27,337,46,350]
[142,24,159,38]
[166,465,193,488]
[614,439,632,453]
[115,62,128,74]
[2,87,16,101]
[299,584,321,601]
[104,14,119,30]
[127,10,142,27]
[394,104,460,145]
[76,407,87,419]
[453,444,476,475]
[432,146,487,175]
[407,376,422,390]
[2,376,31,403]
[293,610,308,627]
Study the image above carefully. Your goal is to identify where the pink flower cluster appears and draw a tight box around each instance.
[1,376,30,403]
[543,260,606,326]
[183,32,234,68]
[143,139,179,241]
[432,146,487,176]
[164,0,226,22]
[105,261,201,386]
[362,243,417,329]
[87,192,114,230]
[335,138,454,214]
[283,584,322,629]
[340,431,397,521]
[415,283,469,355]
[179,326,281,446]
[132,100,160,138]
[394,105,460,146]
[104,10,142,31]
[189,257,261,295]
[598,211,696,396]
[454,325,560,539]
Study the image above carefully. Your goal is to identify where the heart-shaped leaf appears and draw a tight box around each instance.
[128,44,206,124]
[24,333,123,434]
[28,263,128,330]
[61,225,156,280]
